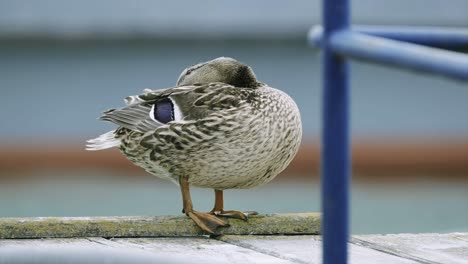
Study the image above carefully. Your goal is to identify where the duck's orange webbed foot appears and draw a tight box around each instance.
[180,178,229,234]
[187,210,229,234]
[210,209,258,221]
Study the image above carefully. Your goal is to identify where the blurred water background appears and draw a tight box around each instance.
[1,0,467,234]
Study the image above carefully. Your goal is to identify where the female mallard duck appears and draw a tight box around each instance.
[87,57,302,234]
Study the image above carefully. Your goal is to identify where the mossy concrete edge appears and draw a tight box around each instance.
[0,213,321,239]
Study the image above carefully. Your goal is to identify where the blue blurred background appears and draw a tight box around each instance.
[0,0,467,234]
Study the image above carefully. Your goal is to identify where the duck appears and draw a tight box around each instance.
[86,57,302,234]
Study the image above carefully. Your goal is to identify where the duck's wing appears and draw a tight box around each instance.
[98,82,245,134]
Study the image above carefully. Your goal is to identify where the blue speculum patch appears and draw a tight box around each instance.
[153,98,174,123]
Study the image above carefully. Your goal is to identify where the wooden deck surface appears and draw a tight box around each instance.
[1,233,467,263]
[0,214,467,263]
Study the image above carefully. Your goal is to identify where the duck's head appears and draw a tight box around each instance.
[176,57,259,88]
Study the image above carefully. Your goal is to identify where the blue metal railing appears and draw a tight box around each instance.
[309,0,468,263]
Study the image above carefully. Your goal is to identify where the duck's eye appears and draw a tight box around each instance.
[152,97,174,124]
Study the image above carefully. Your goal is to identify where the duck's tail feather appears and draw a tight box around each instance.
[86,130,120,151]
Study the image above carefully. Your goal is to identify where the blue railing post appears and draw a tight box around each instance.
[322,0,350,263]
[313,1,468,263]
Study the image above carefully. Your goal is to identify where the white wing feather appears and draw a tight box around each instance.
[86,130,120,150]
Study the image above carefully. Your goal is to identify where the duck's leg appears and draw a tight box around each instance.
[209,189,258,221]
[179,177,229,234]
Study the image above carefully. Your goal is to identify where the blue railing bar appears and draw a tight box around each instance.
[328,30,468,81]
[322,0,350,263]
[309,25,468,49]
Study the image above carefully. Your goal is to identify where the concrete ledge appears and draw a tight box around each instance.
[0,213,320,239]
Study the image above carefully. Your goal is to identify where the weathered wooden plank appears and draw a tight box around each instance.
[106,237,293,263]
[353,233,468,264]
[453,233,468,243]
[0,237,293,264]
[0,238,185,264]
[1,233,467,263]
[218,235,417,264]
[0,213,320,239]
